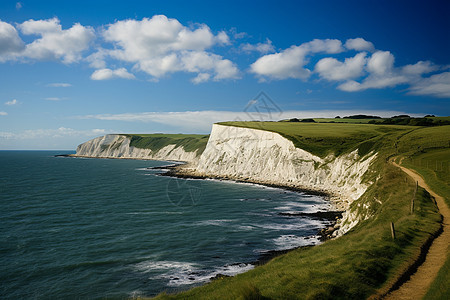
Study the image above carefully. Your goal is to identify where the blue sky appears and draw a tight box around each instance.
[0,0,449,149]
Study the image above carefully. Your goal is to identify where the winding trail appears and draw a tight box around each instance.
[384,160,450,299]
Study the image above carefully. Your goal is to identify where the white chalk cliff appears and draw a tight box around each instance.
[193,124,377,235]
[75,125,378,235]
[74,134,200,164]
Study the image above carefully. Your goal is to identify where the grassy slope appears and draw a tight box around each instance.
[218,121,410,158]
[124,134,209,155]
[310,116,450,124]
[395,127,450,299]
[150,123,449,299]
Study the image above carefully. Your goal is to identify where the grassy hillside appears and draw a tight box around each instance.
[149,122,449,299]
[395,126,450,299]
[124,134,209,155]
[218,121,412,158]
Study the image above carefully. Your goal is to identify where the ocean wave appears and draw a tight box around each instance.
[165,263,254,286]
[134,259,254,287]
[252,218,323,231]
[194,219,234,226]
[272,235,321,250]
[235,225,255,231]
[274,201,330,214]
[134,260,198,273]
[239,198,270,202]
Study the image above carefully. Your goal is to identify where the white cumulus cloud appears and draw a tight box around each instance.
[366,51,394,75]
[18,17,95,63]
[336,51,442,93]
[401,60,438,75]
[0,111,7,116]
[0,20,25,61]
[90,68,135,80]
[216,31,230,45]
[344,38,374,52]
[315,52,367,81]
[408,72,450,98]
[5,99,19,105]
[101,15,239,82]
[191,73,211,84]
[250,39,343,80]
[241,38,275,54]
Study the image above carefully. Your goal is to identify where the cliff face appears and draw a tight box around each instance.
[74,134,200,164]
[194,124,377,235]
[76,126,377,235]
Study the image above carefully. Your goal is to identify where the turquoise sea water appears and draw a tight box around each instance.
[0,151,331,299]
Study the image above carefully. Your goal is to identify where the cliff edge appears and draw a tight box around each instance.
[75,125,378,235]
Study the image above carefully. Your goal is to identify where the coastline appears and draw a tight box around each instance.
[155,163,344,240]
[64,154,344,239]
[155,163,344,277]
[165,164,347,212]
[60,154,343,266]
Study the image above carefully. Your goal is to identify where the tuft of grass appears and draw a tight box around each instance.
[237,282,268,300]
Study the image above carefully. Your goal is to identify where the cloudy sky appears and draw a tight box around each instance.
[1,0,449,149]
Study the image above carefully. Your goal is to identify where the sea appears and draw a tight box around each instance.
[0,151,332,299]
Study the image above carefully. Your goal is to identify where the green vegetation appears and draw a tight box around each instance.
[150,122,449,299]
[218,121,412,158]
[124,134,209,155]
[312,117,383,124]
[425,254,450,299]
[311,116,450,126]
[395,126,450,299]
[153,165,441,299]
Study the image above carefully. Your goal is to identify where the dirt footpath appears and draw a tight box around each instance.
[384,161,450,299]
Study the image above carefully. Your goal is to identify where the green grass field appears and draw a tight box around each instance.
[306,116,450,125]
[124,134,209,155]
[145,122,449,299]
[218,121,412,158]
[312,118,383,123]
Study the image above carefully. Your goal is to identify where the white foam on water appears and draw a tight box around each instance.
[274,206,294,211]
[135,259,255,287]
[134,260,198,273]
[215,263,254,277]
[246,211,272,217]
[253,218,322,231]
[235,225,255,231]
[272,235,321,250]
[195,219,234,226]
[165,263,255,286]
[239,198,270,202]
